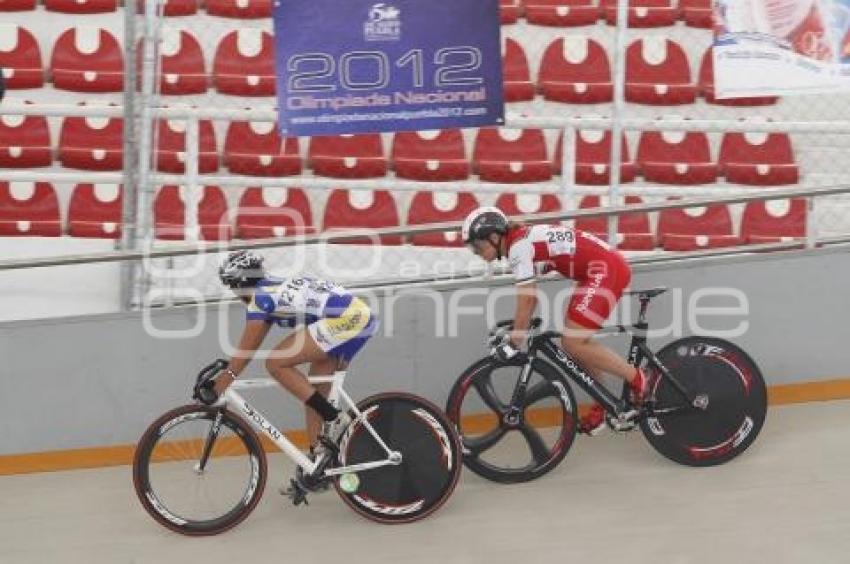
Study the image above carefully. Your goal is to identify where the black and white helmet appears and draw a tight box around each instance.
[219,250,265,289]
[462,207,509,244]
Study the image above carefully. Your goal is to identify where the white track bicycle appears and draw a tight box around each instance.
[133,359,462,535]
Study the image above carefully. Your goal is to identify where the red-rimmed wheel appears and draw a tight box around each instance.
[446,358,578,483]
[640,337,768,467]
[333,393,462,524]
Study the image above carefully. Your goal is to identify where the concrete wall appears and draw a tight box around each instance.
[1,245,848,455]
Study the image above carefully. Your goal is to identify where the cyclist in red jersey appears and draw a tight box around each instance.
[462,207,648,435]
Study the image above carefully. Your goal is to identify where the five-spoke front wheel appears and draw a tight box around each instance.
[446,358,578,483]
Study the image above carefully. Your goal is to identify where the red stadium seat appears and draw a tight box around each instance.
[322,190,401,245]
[0,24,44,89]
[212,29,275,96]
[207,0,271,18]
[602,0,678,27]
[503,38,536,102]
[496,192,562,216]
[45,0,116,13]
[741,199,806,243]
[525,0,600,26]
[473,128,552,183]
[144,30,207,95]
[554,130,638,185]
[155,118,219,174]
[391,129,469,181]
[0,0,36,10]
[224,121,301,177]
[500,0,522,23]
[136,0,198,16]
[636,130,717,184]
[719,131,799,186]
[576,195,654,250]
[408,191,479,247]
[236,187,314,239]
[51,27,123,92]
[0,113,51,168]
[699,48,777,106]
[539,37,612,104]
[625,38,695,105]
[0,182,61,237]
[59,114,123,171]
[658,203,740,250]
[680,0,712,27]
[154,185,232,240]
[309,134,386,178]
[68,183,122,239]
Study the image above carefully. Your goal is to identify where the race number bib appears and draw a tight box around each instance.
[545,227,576,256]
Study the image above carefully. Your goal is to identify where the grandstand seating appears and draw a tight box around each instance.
[554,130,638,185]
[149,29,207,96]
[68,183,122,238]
[136,0,198,16]
[496,193,562,217]
[699,48,778,106]
[59,114,123,171]
[625,38,695,105]
[474,128,552,183]
[575,195,655,250]
[206,0,271,18]
[502,38,536,102]
[212,29,275,96]
[0,113,52,168]
[657,203,740,250]
[680,0,712,28]
[51,27,123,92]
[155,118,219,173]
[538,37,612,104]
[45,0,117,14]
[408,191,479,247]
[499,0,522,24]
[524,0,600,27]
[719,131,799,186]
[391,130,469,181]
[741,199,807,243]
[637,130,717,185]
[154,185,232,240]
[0,0,37,10]
[309,134,387,178]
[0,24,44,89]
[224,121,301,177]
[322,190,402,245]
[601,0,678,27]
[0,182,61,237]
[235,187,314,239]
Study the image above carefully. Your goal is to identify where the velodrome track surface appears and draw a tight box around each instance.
[2,400,848,564]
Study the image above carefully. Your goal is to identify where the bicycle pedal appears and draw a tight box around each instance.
[283,479,310,507]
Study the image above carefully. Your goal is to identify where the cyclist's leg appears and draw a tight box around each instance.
[561,256,637,384]
[305,357,339,446]
[264,328,329,402]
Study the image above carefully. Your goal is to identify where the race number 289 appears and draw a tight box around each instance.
[287,47,483,93]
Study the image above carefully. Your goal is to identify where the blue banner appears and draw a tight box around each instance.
[273,0,505,136]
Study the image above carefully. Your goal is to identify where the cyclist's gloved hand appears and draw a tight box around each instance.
[194,380,218,405]
[491,339,526,363]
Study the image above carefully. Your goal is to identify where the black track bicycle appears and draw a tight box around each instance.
[446,286,768,483]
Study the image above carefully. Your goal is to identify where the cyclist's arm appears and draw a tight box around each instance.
[228,319,272,375]
[508,237,538,346]
[511,280,538,347]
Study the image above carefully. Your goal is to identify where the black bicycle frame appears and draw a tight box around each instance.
[507,295,696,418]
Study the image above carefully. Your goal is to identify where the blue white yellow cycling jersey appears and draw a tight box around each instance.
[245,276,376,362]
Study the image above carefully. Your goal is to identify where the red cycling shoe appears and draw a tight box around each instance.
[630,367,649,404]
[579,403,607,436]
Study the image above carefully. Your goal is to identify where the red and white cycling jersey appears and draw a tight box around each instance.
[505,224,617,284]
[504,224,632,329]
